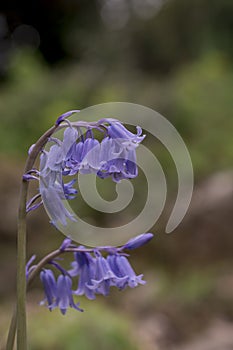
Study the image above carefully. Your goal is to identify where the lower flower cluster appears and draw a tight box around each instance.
[37,233,153,314]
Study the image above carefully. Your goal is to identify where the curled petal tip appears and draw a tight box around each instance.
[55,110,80,126]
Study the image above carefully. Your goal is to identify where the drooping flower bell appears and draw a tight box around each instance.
[40,269,83,314]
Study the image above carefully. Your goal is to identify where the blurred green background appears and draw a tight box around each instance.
[1,0,233,349]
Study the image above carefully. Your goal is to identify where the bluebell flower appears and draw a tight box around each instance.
[40,269,83,314]
[70,250,97,300]
[39,126,79,227]
[78,137,101,174]
[97,139,138,182]
[107,121,145,149]
[87,251,127,296]
[40,178,76,227]
[55,274,83,314]
[40,127,78,177]
[107,254,146,289]
[96,121,145,182]
[65,135,101,175]
[40,269,57,311]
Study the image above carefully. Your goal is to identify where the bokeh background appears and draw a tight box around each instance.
[0,1,233,349]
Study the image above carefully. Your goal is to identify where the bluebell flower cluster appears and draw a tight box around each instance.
[24,113,154,316]
[38,233,153,314]
[38,118,145,228]
[65,121,144,182]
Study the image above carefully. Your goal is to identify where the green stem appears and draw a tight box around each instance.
[6,305,17,350]
[15,125,58,350]
[16,179,28,350]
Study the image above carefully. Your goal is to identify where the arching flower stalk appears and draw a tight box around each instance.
[6,110,153,350]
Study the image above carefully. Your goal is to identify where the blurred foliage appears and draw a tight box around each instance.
[0,47,232,180]
[1,0,233,74]
[172,51,233,178]
[28,304,137,350]
[0,301,138,350]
